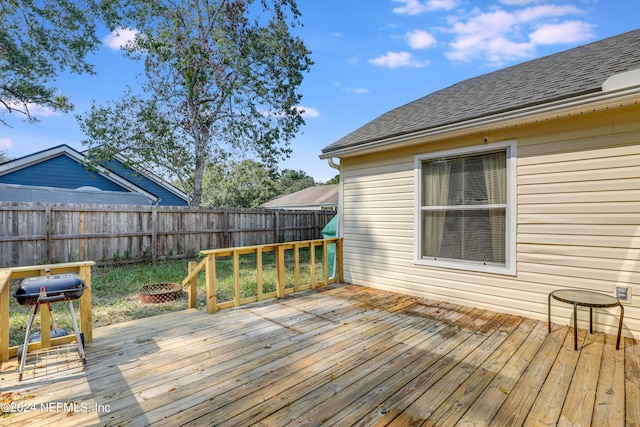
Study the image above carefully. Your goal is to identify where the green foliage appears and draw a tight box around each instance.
[324,174,340,185]
[201,159,319,208]
[0,149,12,163]
[202,159,279,208]
[78,0,312,206]
[0,0,115,125]
[278,169,316,195]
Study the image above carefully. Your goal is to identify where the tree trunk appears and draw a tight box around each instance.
[192,153,204,206]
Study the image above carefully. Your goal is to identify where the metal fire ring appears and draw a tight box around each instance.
[138,283,185,304]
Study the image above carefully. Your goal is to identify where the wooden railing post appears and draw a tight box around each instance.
[233,251,241,307]
[276,245,285,298]
[310,242,316,289]
[78,264,93,342]
[188,261,198,309]
[336,238,344,283]
[256,247,264,301]
[40,303,52,349]
[323,240,329,286]
[206,254,217,313]
[293,243,300,292]
[0,269,11,362]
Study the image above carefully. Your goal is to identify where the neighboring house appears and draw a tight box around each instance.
[320,29,640,339]
[0,182,151,205]
[0,144,189,206]
[261,184,339,210]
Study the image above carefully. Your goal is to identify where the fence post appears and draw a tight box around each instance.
[45,205,52,264]
[151,207,158,263]
[313,211,318,239]
[223,211,230,247]
[274,211,280,243]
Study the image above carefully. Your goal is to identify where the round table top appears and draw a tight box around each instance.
[550,289,620,308]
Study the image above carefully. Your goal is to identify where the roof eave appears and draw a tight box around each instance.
[111,153,191,203]
[320,85,640,160]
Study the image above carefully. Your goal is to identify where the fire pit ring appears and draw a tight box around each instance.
[138,283,184,304]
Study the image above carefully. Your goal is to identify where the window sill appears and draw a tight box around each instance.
[414,258,516,276]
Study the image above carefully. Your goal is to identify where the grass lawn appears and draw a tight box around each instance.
[7,246,327,347]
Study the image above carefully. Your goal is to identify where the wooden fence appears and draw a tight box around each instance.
[0,202,335,267]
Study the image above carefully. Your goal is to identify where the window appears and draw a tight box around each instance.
[415,141,516,274]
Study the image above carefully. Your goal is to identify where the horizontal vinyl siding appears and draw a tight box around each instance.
[340,105,640,338]
[0,155,127,192]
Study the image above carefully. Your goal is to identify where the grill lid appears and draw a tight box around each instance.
[14,273,86,305]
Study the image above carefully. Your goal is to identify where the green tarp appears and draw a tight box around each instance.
[321,214,338,279]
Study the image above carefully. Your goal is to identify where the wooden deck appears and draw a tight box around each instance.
[1,284,638,426]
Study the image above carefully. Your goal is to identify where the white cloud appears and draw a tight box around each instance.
[332,32,342,37]
[515,4,583,22]
[26,104,59,117]
[334,82,369,94]
[529,21,594,45]
[500,0,541,5]
[407,30,437,49]
[393,0,458,15]
[103,27,139,50]
[369,51,429,68]
[1,101,59,117]
[296,106,320,118]
[0,138,12,150]
[444,4,593,65]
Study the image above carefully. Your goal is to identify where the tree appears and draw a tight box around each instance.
[324,174,340,185]
[1,0,112,125]
[79,0,312,206]
[0,149,11,163]
[202,159,279,208]
[277,169,315,195]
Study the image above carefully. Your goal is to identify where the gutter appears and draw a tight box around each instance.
[319,83,640,160]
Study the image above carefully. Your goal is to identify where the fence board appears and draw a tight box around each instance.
[0,202,335,267]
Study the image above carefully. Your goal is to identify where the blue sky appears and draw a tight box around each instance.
[1,0,638,182]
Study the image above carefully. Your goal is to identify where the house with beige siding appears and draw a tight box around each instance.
[320,29,640,339]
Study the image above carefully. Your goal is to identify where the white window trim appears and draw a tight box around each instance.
[414,140,517,275]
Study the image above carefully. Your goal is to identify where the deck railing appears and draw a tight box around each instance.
[0,261,94,362]
[182,238,343,313]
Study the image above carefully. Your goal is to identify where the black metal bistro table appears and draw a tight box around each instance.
[548,289,623,350]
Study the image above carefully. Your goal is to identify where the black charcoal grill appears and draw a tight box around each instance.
[13,270,87,380]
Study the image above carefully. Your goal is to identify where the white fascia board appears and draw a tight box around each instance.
[320,86,640,160]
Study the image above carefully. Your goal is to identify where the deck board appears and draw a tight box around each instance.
[1,283,638,426]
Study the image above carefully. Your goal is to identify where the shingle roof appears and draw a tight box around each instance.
[261,184,338,209]
[0,183,151,205]
[322,28,640,156]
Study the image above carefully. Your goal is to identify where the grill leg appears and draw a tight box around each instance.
[68,300,86,364]
[18,304,39,381]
